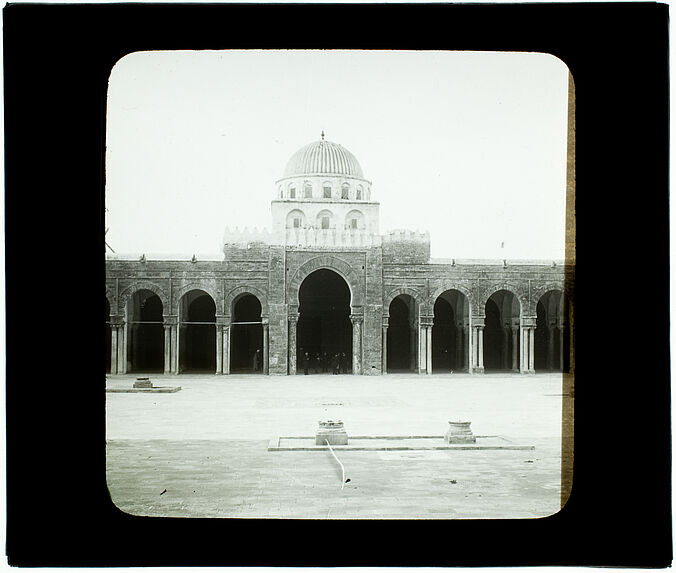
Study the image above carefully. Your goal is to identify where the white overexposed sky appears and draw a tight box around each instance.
[106,50,570,260]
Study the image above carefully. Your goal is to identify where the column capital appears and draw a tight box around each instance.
[521,316,537,328]
[288,313,299,324]
[382,316,389,328]
[350,314,364,325]
[419,315,434,327]
[215,314,231,326]
[163,315,178,326]
[261,317,270,326]
[471,316,485,328]
[110,314,125,327]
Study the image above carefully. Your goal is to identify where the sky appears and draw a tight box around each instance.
[105,50,570,260]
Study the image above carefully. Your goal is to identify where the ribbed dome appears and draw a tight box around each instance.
[283,139,364,178]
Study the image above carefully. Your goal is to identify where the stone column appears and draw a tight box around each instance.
[528,326,535,372]
[162,315,178,375]
[223,325,230,375]
[426,324,432,375]
[215,326,223,374]
[417,316,433,375]
[350,314,364,375]
[118,323,127,374]
[164,324,172,374]
[418,321,424,374]
[262,318,269,375]
[511,322,519,371]
[520,316,536,374]
[470,317,485,374]
[170,323,178,374]
[382,316,389,375]
[110,326,119,374]
[109,317,123,375]
[214,314,229,375]
[288,313,299,375]
[477,325,484,372]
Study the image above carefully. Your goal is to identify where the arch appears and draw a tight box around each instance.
[230,293,263,373]
[226,285,269,318]
[483,289,521,372]
[430,282,475,313]
[387,293,417,372]
[478,283,527,315]
[531,282,566,315]
[322,181,332,198]
[119,281,170,314]
[356,185,363,200]
[303,181,313,198]
[297,268,352,374]
[341,183,350,199]
[344,209,365,230]
[178,289,217,373]
[172,282,220,315]
[286,209,306,229]
[432,289,471,372]
[288,183,297,199]
[383,286,422,312]
[288,255,363,308]
[534,288,568,372]
[126,288,165,373]
[316,209,334,230]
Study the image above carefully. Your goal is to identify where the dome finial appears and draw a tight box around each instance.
[321,129,325,140]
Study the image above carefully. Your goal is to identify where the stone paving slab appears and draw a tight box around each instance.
[106,437,561,519]
[105,372,569,519]
[105,373,565,440]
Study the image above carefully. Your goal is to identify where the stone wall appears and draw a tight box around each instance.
[382,230,430,264]
[106,250,571,375]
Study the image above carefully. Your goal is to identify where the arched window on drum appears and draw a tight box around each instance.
[286,209,306,229]
[316,209,334,230]
[345,209,365,230]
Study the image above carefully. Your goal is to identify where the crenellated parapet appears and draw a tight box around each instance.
[382,229,431,264]
[222,226,275,247]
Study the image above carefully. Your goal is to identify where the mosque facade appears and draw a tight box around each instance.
[105,134,573,377]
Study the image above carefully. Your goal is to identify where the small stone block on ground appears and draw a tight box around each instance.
[133,378,153,389]
[315,420,348,445]
[444,421,476,444]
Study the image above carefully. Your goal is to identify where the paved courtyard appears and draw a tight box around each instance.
[105,372,572,519]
